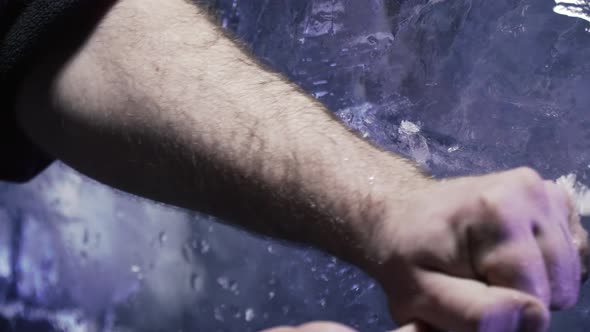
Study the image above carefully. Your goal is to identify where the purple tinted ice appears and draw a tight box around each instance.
[1,0,590,331]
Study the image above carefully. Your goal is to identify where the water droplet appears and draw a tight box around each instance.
[82,229,89,244]
[448,145,460,153]
[245,308,255,322]
[367,313,379,324]
[217,276,228,287]
[182,243,192,263]
[267,245,274,254]
[190,272,201,291]
[214,307,224,321]
[337,266,351,276]
[131,265,141,273]
[232,307,242,319]
[200,240,210,254]
[217,276,238,293]
[229,280,239,293]
[158,231,167,245]
[268,291,275,299]
[281,306,290,315]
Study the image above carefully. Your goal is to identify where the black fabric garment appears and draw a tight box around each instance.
[0,0,110,183]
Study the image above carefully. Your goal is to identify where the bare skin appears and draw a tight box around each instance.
[260,321,359,332]
[12,0,589,331]
[260,321,430,332]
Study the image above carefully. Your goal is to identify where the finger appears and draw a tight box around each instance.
[554,179,590,281]
[469,213,551,305]
[564,192,590,283]
[296,322,358,332]
[538,181,581,309]
[259,322,357,332]
[398,270,549,332]
[569,214,590,283]
[535,226,580,309]
[390,322,440,332]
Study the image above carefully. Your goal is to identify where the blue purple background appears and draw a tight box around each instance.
[1,0,590,331]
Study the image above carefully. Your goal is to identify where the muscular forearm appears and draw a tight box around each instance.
[14,2,590,331]
[15,0,428,270]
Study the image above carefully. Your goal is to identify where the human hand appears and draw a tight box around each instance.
[259,321,429,332]
[364,167,589,332]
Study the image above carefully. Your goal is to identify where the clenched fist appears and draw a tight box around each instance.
[259,321,429,332]
[366,167,589,332]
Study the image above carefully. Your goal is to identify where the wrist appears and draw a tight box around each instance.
[315,148,434,275]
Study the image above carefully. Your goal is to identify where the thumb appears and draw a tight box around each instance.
[392,270,550,332]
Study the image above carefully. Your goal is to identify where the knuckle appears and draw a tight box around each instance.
[475,196,514,237]
[477,194,502,219]
[478,250,513,276]
[512,168,546,195]
[477,189,521,227]
[514,167,543,184]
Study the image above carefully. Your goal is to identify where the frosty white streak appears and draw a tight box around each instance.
[556,173,590,216]
[554,0,590,24]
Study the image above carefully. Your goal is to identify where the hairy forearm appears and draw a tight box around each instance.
[16,0,428,270]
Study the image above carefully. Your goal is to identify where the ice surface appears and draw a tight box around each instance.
[2,0,590,331]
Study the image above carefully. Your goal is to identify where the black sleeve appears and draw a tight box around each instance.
[0,0,112,183]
